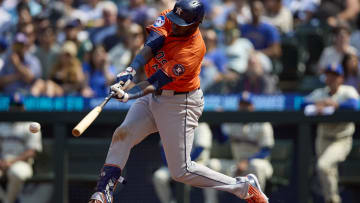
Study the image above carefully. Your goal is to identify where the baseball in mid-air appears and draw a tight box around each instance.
[29,122,41,133]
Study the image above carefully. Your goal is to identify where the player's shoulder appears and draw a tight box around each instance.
[340,85,359,97]
[158,9,172,16]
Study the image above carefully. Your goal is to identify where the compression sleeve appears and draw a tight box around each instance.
[339,98,358,110]
[147,69,173,90]
[145,31,165,54]
[129,54,146,71]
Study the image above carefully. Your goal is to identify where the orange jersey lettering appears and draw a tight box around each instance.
[145,9,206,92]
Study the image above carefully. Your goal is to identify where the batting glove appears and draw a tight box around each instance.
[110,83,129,103]
[116,67,136,86]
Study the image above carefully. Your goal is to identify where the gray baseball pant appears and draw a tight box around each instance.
[105,89,249,198]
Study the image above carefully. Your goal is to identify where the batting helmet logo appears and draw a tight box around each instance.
[172,64,185,76]
[154,16,165,27]
[176,7,183,15]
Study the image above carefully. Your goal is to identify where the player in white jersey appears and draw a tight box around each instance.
[152,122,212,203]
[0,97,42,203]
[303,64,359,203]
[204,92,274,203]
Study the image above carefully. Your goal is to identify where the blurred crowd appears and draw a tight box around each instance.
[0,0,360,98]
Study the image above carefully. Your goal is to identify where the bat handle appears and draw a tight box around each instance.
[99,92,115,108]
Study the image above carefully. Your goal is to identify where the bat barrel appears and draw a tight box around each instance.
[71,106,102,137]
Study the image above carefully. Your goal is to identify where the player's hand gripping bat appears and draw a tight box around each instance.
[72,81,131,137]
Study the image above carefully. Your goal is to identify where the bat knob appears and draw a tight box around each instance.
[72,128,81,137]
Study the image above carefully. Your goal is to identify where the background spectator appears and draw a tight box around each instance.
[59,18,93,61]
[200,28,227,93]
[0,33,41,95]
[284,0,320,25]
[263,0,294,34]
[82,45,116,97]
[315,0,360,28]
[31,41,87,97]
[240,0,282,59]
[234,52,278,94]
[317,23,357,75]
[34,26,61,79]
[109,22,145,78]
[125,0,158,26]
[341,53,360,92]
[88,1,118,45]
[102,12,132,52]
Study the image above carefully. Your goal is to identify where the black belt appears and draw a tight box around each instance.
[155,88,200,96]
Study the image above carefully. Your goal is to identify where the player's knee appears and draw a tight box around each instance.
[7,163,32,181]
[153,168,170,184]
[207,159,222,172]
[113,125,130,142]
[7,169,27,182]
[169,168,187,183]
[170,173,186,183]
[169,164,196,183]
[317,160,331,174]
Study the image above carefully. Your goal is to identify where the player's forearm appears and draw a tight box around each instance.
[126,81,156,100]
[130,46,153,70]
[0,74,20,88]
[260,43,281,58]
[337,0,359,20]
[10,149,36,163]
[14,64,35,83]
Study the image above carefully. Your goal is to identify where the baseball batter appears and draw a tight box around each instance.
[89,1,268,203]
[204,93,274,203]
[303,64,359,203]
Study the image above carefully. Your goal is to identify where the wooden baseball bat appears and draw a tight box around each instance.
[72,80,132,137]
[72,92,115,137]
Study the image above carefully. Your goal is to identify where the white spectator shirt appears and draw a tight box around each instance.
[318,46,358,72]
[226,38,254,74]
[0,122,42,161]
[222,122,274,161]
[263,6,294,33]
[305,85,359,138]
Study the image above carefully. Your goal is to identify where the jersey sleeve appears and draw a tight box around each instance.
[346,86,360,99]
[258,123,274,148]
[146,9,172,37]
